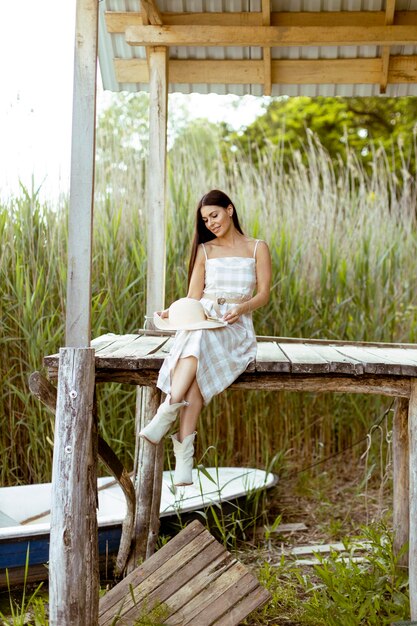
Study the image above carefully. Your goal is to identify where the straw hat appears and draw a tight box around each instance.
[153,298,228,331]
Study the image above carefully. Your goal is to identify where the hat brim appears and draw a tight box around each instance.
[153,312,228,331]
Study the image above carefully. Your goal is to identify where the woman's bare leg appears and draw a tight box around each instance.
[178,378,203,441]
[170,356,198,404]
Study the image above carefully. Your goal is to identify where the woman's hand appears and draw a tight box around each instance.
[157,309,169,319]
[223,305,243,324]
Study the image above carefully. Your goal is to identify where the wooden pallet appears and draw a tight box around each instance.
[98,519,270,626]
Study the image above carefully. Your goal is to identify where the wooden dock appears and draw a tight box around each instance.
[43,331,417,620]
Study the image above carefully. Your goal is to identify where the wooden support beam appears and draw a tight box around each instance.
[262,0,272,96]
[66,0,98,347]
[127,46,169,570]
[393,397,409,566]
[380,0,396,93]
[125,24,417,48]
[140,0,163,26]
[409,380,417,619]
[146,46,168,316]
[105,10,417,32]
[114,56,417,86]
[127,387,163,571]
[49,348,98,626]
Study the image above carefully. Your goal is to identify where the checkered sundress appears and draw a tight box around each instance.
[157,240,260,405]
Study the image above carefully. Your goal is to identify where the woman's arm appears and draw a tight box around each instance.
[187,244,206,300]
[223,240,272,324]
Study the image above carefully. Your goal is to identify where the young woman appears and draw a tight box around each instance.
[139,189,272,486]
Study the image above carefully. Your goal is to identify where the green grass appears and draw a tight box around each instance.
[1,129,417,485]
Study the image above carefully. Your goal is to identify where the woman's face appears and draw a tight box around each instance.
[200,204,233,237]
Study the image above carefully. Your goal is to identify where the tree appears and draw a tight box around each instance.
[223,96,417,179]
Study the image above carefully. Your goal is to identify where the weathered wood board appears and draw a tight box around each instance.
[98,519,270,626]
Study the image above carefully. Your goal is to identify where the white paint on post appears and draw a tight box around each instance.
[66,0,99,347]
[409,379,417,619]
[49,348,97,626]
[146,46,168,317]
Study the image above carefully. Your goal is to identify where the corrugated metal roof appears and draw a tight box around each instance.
[98,0,417,96]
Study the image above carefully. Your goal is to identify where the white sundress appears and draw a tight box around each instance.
[157,240,260,405]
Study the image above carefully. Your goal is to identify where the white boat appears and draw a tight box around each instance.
[0,467,277,587]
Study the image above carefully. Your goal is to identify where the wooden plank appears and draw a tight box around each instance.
[184,572,260,625]
[165,561,249,624]
[65,0,98,348]
[105,10,417,32]
[393,397,409,566]
[255,341,291,373]
[333,345,413,376]
[358,347,417,376]
[125,24,417,48]
[213,586,271,625]
[409,380,417,620]
[99,520,207,622]
[49,347,98,626]
[115,55,417,86]
[278,343,331,374]
[104,335,168,358]
[307,344,364,375]
[119,545,227,625]
[262,0,272,96]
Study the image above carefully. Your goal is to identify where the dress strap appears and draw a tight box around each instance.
[253,239,260,258]
[202,243,208,260]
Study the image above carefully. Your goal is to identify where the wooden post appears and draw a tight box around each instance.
[49,0,99,622]
[127,387,163,571]
[65,0,98,347]
[409,380,417,619]
[129,45,169,567]
[393,397,409,565]
[49,348,97,626]
[146,45,168,315]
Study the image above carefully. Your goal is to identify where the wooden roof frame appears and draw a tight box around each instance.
[103,3,417,94]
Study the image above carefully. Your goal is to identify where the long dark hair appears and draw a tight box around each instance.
[187,189,244,286]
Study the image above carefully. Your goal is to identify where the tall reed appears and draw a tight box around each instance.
[1,128,416,485]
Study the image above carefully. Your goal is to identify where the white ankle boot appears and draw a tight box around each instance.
[171,432,196,486]
[139,395,188,445]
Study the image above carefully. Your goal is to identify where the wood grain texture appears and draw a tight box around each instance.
[99,520,270,626]
[125,24,417,48]
[147,46,168,318]
[65,0,98,348]
[49,348,98,626]
[409,380,417,620]
[393,396,409,566]
[106,10,417,32]
[126,387,163,573]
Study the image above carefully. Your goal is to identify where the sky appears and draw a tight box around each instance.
[0,1,268,202]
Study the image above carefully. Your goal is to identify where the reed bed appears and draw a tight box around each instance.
[1,129,417,485]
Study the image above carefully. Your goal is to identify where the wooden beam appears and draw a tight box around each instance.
[125,24,417,48]
[140,0,162,26]
[380,0,396,93]
[66,0,98,347]
[262,0,272,96]
[105,11,417,32]
[114,56,417,85]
